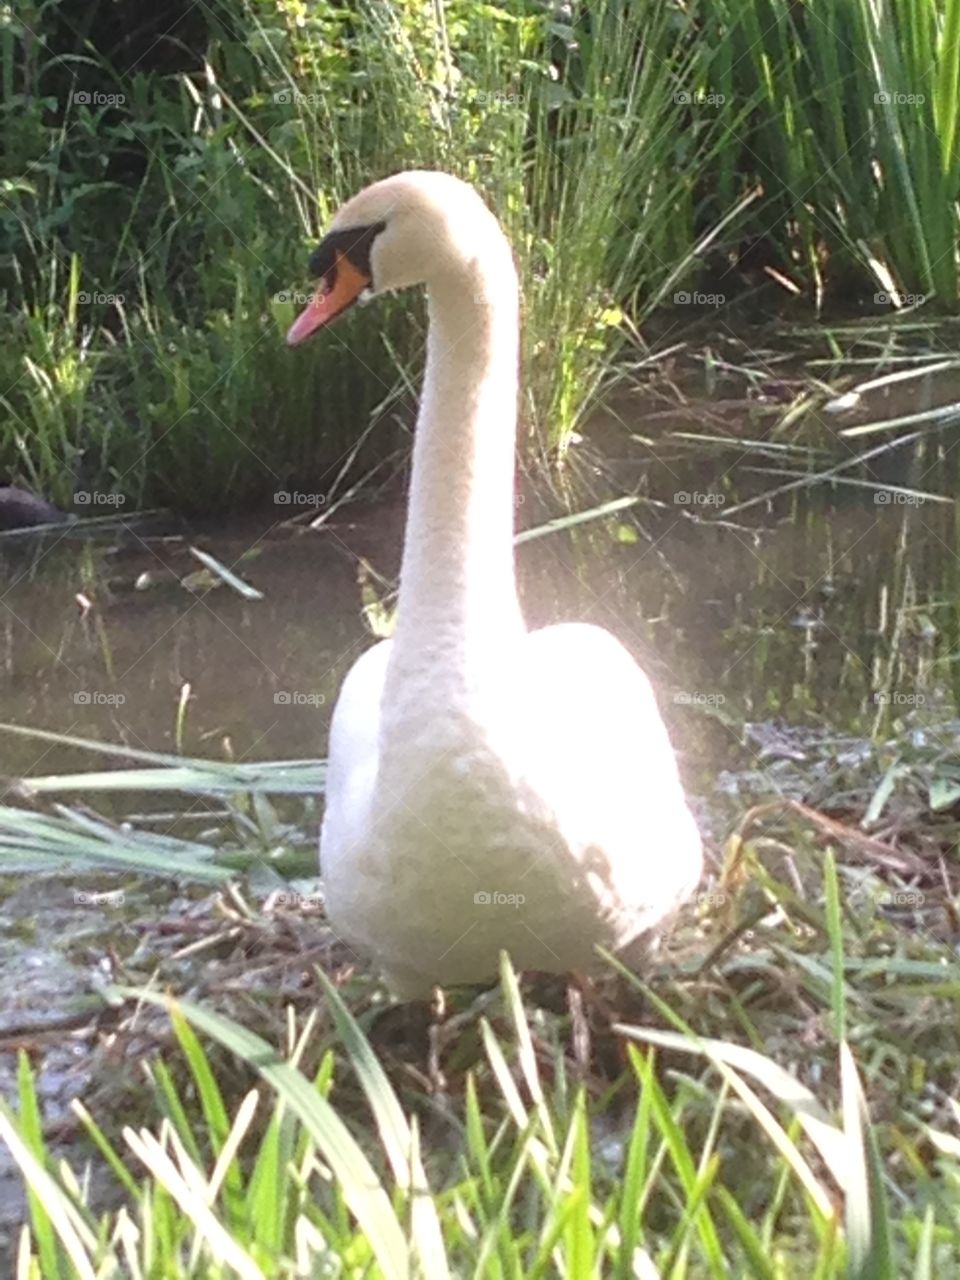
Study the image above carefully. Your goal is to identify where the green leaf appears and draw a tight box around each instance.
[841,1042,894,1280]
[824,850,846,1042]
[109,986,411,1280]
[317,970,450,1280]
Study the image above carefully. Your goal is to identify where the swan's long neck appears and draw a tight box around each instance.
[383,236,524,708]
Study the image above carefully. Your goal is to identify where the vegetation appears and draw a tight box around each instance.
[4,921,958,1277]
[2,0,959,510]
[2,719,960,1274]
[3,3,960,1275]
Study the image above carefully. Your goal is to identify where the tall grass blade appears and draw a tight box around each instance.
[824,850,846,1042]
[110,986,411,1279]
[0,1101,97,1278]
[123,1125,265,1280]
[0,805,232,879]
[618,1025,840,1215]
[317,970,450,1280]
[840,1042,894,1280]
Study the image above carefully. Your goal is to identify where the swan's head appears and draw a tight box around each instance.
[287,170,506,346]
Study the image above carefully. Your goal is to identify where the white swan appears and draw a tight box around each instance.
[288,171,702,997]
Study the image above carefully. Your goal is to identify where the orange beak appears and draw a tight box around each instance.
[286,253,371,346]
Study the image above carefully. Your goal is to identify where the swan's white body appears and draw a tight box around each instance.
[297,172,702,996]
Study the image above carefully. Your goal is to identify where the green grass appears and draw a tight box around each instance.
[4,6,960,1271]
[2,946,955,1276]
[0,0,717,509]
[2,722,960,1274]
[703,0,960,307]
[3,0,960,511]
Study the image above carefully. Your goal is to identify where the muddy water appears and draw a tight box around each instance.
[4,328,960,778]
[0,461,955,779]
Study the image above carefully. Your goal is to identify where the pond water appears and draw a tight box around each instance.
[1,337,958,783]
[0,477,952,778]
[1,325,960,1250]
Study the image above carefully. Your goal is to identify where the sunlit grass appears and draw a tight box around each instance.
[1,0,718,505]
[2,720,960,1273]
[3,941,956,1276]
[704,0,960,307]
[6,0,959,510]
